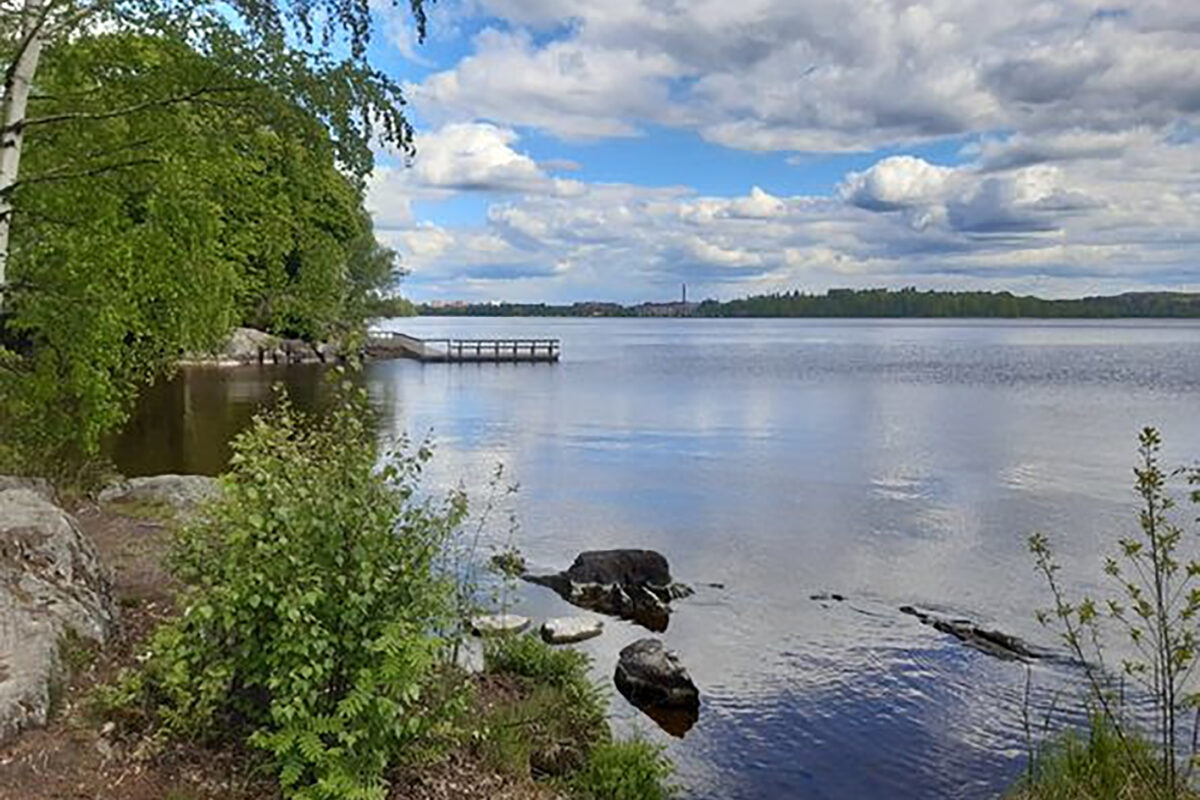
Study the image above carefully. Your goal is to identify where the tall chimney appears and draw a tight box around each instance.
[682,283,687,304]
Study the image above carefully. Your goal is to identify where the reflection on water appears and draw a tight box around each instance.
[113,363,335,476]
[114,318,1200,799]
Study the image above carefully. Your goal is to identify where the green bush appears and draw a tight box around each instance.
[485,631,592,689]
[109,385,468,799]
[569,738,676,800]
[480,633,676,798]
[480,633,608,778]
[1013,715,1178,800]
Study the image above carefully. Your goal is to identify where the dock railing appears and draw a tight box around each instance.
[421,338,560,363]
[366,332,560,363]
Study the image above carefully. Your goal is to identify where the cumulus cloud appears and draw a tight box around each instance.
[409,122,583,195]
[839,156,1106,236]
[840,157,958,213]
[382,165,1197,302]
[414,1,1200,153]
[375,1,1200,301]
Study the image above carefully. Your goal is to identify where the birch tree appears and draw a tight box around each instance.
[0,0,427,308]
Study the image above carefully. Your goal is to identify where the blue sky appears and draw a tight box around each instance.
[361,1,1200,304]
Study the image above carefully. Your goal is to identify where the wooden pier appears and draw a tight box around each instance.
[365,332,560,363]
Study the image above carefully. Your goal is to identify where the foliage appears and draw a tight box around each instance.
[485,631,594,690]
[480,633,676,798]
[1013,714,1182,800]
[479,633,608,780]
[0,0,430,181]
[568,738,677,800]
[362,293,417,319]
[1028,428,1200,799]
[102,384,468,799]
[0,34,403,475]
[697,288,1200,318]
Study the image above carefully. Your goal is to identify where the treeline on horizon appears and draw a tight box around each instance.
[417,288,1200,319]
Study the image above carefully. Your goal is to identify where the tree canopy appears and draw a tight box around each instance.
[0,32,405,474]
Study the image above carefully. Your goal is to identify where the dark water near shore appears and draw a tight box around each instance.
[115,318,1200,799]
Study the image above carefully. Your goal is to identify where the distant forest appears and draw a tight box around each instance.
[695,289,1200,318]
[417,289,1200,318]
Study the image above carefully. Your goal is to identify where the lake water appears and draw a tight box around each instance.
[115,318,1200,799]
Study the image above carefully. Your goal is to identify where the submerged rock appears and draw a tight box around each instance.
[524,549,693,632]
[614,638,699,737]
[98,474,218,513]
[0,489,116,744]
[541,616,603,644]
[900,605,1045,661]
[470,614,531,636]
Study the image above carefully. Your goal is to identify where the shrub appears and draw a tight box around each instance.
[1013,715,1175,800]
[1029,427,1200,799]
[109,384,468,799]
[485,631,592,689]
[569,738,676,800]
[480,633,608,778]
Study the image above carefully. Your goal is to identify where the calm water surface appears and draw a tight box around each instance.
[116,318,1200,799]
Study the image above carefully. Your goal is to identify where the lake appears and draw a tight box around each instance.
[114,318,1200,799]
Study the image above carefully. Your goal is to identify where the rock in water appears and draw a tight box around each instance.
[614,638,700,736]
[98,474,218,513]
[470,614,531,636]
[541,616,603,644]
[524,549,693,632]
[900,605,1045,661]
[0,489,116,744]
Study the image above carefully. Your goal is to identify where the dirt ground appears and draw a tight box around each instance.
[0,502,560,800]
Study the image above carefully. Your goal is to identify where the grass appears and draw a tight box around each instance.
[567,738,675,800]
[480,633,677,799]
[485,629,593,688]
[1012,715,1198,800]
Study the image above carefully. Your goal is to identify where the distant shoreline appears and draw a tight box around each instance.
[414,288,1200,320]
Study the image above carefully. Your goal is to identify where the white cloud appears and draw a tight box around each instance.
[839,157,958,213]
[414,1,1200,153]
[412,27,685,139]
[377,1,1200,301]
[410,122,582,195]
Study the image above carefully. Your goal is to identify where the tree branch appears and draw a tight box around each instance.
[0,157,160,200]
[9,85,252,132]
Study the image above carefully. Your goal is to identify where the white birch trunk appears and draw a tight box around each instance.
[0,0,46,308]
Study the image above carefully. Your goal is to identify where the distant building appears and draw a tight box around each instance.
[634,283,697,317]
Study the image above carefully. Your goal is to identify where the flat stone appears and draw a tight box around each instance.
[470,614,530,636]
[541,616,603,644]
[98,474,218,512]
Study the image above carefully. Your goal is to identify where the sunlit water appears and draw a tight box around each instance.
[115,318,1200,799]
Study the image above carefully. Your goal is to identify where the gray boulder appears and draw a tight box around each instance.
[0,476,54,503]
[900,605,1047,661]
[0,489,115,743]
[614,638,699,709]
[541,616,603,644]
[98,474,218,512]
[524,549,693,632]
[222,327,280,364]
[613,638,700,737]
